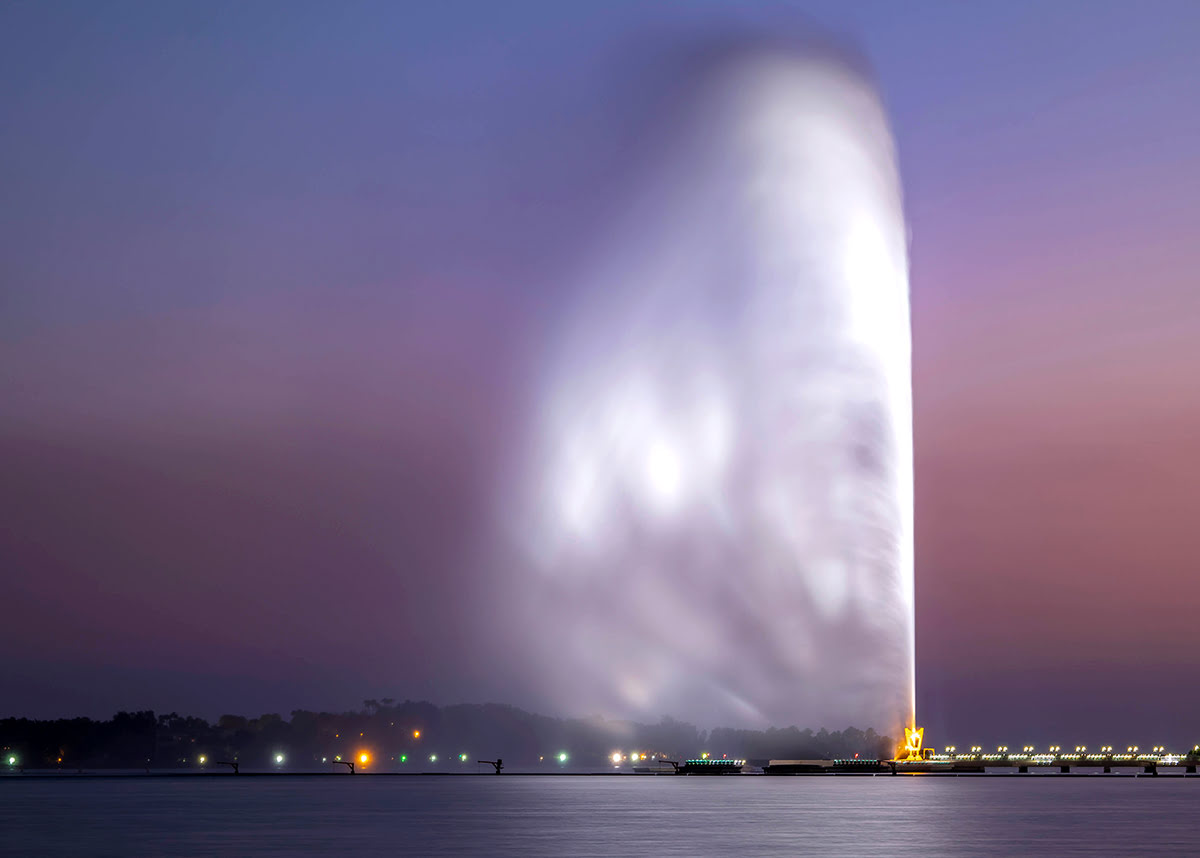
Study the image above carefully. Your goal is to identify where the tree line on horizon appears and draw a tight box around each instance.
[1,699,896,769]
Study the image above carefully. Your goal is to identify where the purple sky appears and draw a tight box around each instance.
[2,0,1199,746]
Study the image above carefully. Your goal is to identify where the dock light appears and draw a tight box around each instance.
[701,752,709,760]
[198,755,207,765]
[275,754,284,764]
[557,752,568,763]
[360,753,370,765]
[413,730,421,740]
[430,754,438,763]
[612,752,623,764]
[945,746,956,754]
[459,754,468,762]
[6,756,15,766]
[998,746,1007,753]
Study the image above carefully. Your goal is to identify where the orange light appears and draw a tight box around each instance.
[899,726,924,761]
[413,730,421,739]
[359,752,370,765]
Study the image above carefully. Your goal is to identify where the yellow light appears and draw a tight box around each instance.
[898,726,924,761]
[198,755,207,765]
[701,752,709,760]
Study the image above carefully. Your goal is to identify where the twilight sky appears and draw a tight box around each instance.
[2,0,1199,746]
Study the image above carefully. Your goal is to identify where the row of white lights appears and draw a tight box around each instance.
[935,744,1197,761]
[195,752,569,765]
[3,751,576,768]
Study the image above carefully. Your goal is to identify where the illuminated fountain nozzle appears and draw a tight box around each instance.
[898,726,924,762]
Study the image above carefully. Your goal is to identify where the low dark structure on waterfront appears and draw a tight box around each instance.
[678,759,746,775]
[764,758,890,774]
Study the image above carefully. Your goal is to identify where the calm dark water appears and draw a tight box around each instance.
[2,774,1196,856]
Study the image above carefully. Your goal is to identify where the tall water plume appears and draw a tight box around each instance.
[507,44,913,735]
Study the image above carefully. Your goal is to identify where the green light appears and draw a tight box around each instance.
[400,754,407,763]
[6,756,14,765]
[557,752,568,763]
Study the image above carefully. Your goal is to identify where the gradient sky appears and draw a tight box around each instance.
[2,0,1199,746]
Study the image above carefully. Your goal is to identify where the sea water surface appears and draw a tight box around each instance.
[3,775,1196,856]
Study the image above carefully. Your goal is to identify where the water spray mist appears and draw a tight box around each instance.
[511,43,913,736]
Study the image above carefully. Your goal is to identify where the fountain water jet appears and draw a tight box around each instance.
[509,44,914,736]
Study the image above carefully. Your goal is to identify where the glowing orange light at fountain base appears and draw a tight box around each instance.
[896,726,924,762]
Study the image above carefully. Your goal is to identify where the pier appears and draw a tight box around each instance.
[903,746,1200,775]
